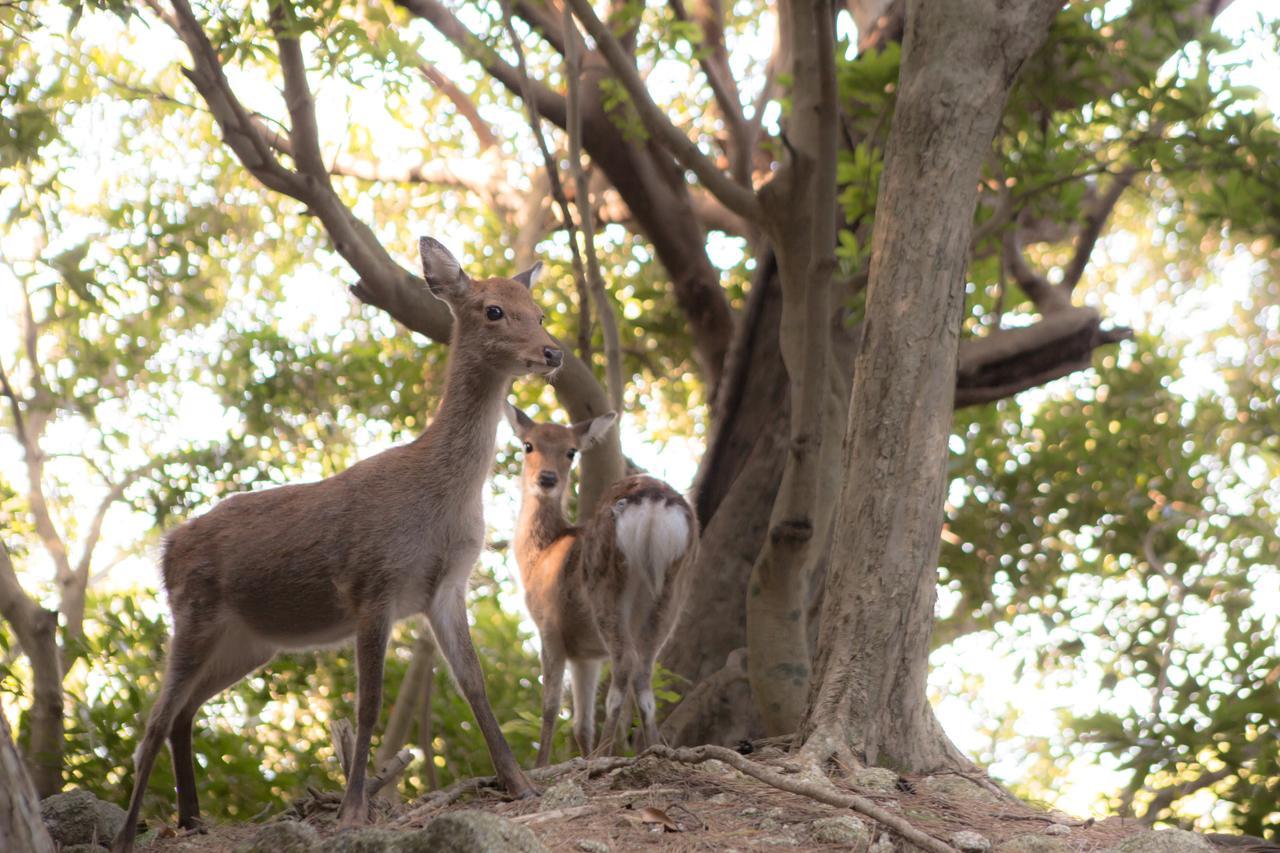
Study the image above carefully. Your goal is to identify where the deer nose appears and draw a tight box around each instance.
[543,346,563,367]
[537,471,558,489]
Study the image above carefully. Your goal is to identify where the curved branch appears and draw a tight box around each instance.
[563,0,762,222]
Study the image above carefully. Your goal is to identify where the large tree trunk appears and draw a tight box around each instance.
[798,0,1060,772]
[1,710,56,853]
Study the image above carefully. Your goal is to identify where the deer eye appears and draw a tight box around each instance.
[486,305,504,321]
[567,449,577,460]
[523,442,532,454]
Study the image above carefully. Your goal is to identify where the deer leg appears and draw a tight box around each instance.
[337,612,391,828]
[170,637,275,829]
[113,629,215,853]
[429,585,535,798]
[630,663,662,751]
[536,647,566,768]
[597,654,637,757]
[569,658,602,758]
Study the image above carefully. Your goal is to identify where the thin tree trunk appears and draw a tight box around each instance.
[743,0,841,735]
[799,0,1060,771]
[0,712,55,853]
[0,545,63,797]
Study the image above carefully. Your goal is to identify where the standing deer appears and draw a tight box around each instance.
[113,238,555,852]
[507,406,697,765]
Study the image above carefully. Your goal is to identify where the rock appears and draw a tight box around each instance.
[41,789,126,848]
[608,756,666,790]
[576,841,610,853]
[235,820,319,853]
[920,775,1002,805]
[1112,829,1214,852]
[313,828,404,853]
[707,792,734,805]
[869,840,895,853]
[1044,824,1070,837]
[539,780,587,811]
[994,835,1073,853]
[811,815,872,849]
[952,830,993,852]
[851,767,900,793]
[411,810,546,853]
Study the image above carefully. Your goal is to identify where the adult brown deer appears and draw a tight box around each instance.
[113,238,555,852]
[507,406,697,765]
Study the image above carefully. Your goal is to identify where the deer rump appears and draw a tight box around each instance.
[582,476,696,642]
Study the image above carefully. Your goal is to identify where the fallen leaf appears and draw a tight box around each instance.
[640,806,682,832]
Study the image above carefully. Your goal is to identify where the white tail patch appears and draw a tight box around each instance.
[612,499,690,598]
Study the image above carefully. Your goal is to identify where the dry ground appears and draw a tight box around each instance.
[133,745,1201,852]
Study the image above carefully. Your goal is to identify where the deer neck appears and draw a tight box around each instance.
[413,344,507,493]
[514,491,572,578]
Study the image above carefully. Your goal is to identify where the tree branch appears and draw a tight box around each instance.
[418,63,499,150]
[1060,168,1136,294]
[563,0,762,222]
[565,1,624,412]
[269,0,328,180]
[396,0,568,125]
[669,0,751,185]
[499,0,596,364]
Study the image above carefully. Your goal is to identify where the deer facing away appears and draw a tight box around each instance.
[113,238,557,852]
[507,406,698,765]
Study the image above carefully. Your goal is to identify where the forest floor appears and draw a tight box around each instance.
[127,743,1207,853]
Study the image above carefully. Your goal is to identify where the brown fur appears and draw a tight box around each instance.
[113,239,557,853]
[507,408,698,765]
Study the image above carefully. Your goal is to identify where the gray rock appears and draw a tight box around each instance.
[41,789,125,848]
[411,810,546,853]
[951,830,993,852]
[576,841,610,853]
[869,840,895,853]
[851,767,900,793]
[811,815,872,849]
[312,827,404,852]
[707,792,734,805]
[1043,824,1070,837]
[1112,829,1214,852]
[539,779,587,811]
[994,835,1072,853]
[235,820,319,853]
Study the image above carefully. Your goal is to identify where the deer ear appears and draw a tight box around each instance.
[505,403,534,437]
[572,411,617,450]
[420,237,470,301]
[512,261,543,290]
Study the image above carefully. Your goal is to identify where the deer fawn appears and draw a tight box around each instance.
[507,406,697,765]
[113,238,556,852]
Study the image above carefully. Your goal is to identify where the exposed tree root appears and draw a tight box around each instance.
[646,745,958,853]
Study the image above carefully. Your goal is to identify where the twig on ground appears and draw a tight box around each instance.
[646,744,958,853]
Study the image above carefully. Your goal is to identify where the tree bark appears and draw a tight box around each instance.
[799,0,1060,772]
[0,712,55,853]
